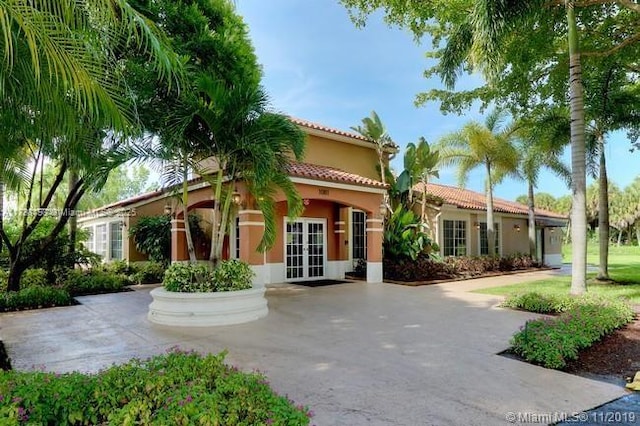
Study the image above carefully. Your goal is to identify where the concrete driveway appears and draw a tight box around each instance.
[0,272,628,425]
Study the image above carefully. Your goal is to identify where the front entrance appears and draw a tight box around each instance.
[285,218,326,281]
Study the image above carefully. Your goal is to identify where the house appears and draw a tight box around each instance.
[78,118,568,287]
[413,182,567,267]
[78,118,393,286]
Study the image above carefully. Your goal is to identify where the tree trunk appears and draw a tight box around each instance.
[0,181,4,253]
[567,0,587,295]
[596,134,609,280]
[635,223,640,247]
[68,169,79,267]
[182,157,197,262]
[209,168,225,264]
[485,162,495,256]
[527,180,536,259]
[617,228,622,246]
[6,258,26,292]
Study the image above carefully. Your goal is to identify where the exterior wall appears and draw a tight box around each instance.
[543,227,564,267]
[77,210,134,263]
[303,134,380,180]
[501,217,529,255]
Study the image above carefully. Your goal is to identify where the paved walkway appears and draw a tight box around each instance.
[0,271,631,425]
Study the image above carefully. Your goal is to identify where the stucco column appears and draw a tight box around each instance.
[170,219,188,262]
[366,213,384,283]
[238,210,266,288]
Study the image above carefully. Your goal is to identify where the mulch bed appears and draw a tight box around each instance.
[564,309,640,385]
[385,266,552,286]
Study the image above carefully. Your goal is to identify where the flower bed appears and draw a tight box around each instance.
[384,253,541,283]
[0,348,311,425]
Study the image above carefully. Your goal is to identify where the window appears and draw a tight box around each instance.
[479,222,500,255]
[352,211,366,261]
[443,220,466,256]
[110,221,123,260]
[85,226,94,253]
[95,224,107,258]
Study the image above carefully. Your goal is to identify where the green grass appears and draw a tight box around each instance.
[476,244,640,305]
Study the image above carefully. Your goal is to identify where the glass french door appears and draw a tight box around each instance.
[286,219,326,281]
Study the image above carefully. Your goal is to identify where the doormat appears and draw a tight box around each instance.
[293,279,351,287]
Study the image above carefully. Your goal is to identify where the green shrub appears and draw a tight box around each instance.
[19,268,49,289]
[212,259,254,291]
[63,269,126,296]
[163,263,215,292]
[0,286,73,312]
[501,292,576,314]
[129,215,171,264]
[0,348,311,425]
[130,261,166,285]
[163,261,255,292]
[384,206,435,261]
[511,297,634,369]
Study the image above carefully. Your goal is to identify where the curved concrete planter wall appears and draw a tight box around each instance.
[148,287,268,327]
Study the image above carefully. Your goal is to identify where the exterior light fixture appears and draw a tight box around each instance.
[303,198,311,206]
[514,224,521,232]
[379,201,387,218]
[474,222,480,229]
[163,204,172,215]
[231,189,242,206]
[550,228,555,234]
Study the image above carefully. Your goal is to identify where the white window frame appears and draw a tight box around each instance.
[109,221,124,261]
[478,221,502,256]
[442,219,467,256]
[283,217,327,281]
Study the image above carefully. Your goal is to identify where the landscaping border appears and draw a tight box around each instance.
[148,287,268,327]
[384,266,554,286]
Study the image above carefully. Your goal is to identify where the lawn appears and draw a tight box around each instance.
[476,244,640,304]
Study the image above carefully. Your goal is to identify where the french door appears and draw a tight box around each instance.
[285,219,326,281]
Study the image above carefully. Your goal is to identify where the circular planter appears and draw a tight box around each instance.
[148,287,268,327]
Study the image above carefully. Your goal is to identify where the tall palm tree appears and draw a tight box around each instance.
[165,76,306,264]
[434,0,590,293]
[436,109,519,255]
[513,110,571,259]
[351,111,394,211]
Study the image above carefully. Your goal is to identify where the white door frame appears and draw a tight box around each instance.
[284,217,327,281]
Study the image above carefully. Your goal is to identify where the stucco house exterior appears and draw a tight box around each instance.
[78,118,392,286]
[78,118,568,287]
[413,183,567,267]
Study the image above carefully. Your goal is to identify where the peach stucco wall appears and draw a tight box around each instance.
[301,134,380,180]
[501,217,530,255]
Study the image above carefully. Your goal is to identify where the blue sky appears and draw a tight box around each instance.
[235,0,637,202]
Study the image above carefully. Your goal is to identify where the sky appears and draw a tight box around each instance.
[235,0,638,202]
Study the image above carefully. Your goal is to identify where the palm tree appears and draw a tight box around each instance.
[401,137,439,236]
[351,111,394,211]
[436,109,519,255]
[0,0,179,291]
[165,76,306,265]
[515,111,571,259]
[434,0,589,293]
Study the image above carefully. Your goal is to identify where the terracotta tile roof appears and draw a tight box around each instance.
[414,182,567,220]
[288,116,398,150]
[287,162,386,188]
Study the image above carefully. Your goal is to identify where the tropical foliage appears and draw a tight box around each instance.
[0,0,180,291]
[436,109,519,255]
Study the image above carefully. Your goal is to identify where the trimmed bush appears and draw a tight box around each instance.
[163,261,255,293]
[384,253,540,282]
[511,297,634,369]
[0,286,73,312]
[501,292,577,314]
[0,348,311,425]
[163,263,215,292]
[129,261,166,285]
[63,269,126,296]
[212,259,254,291]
